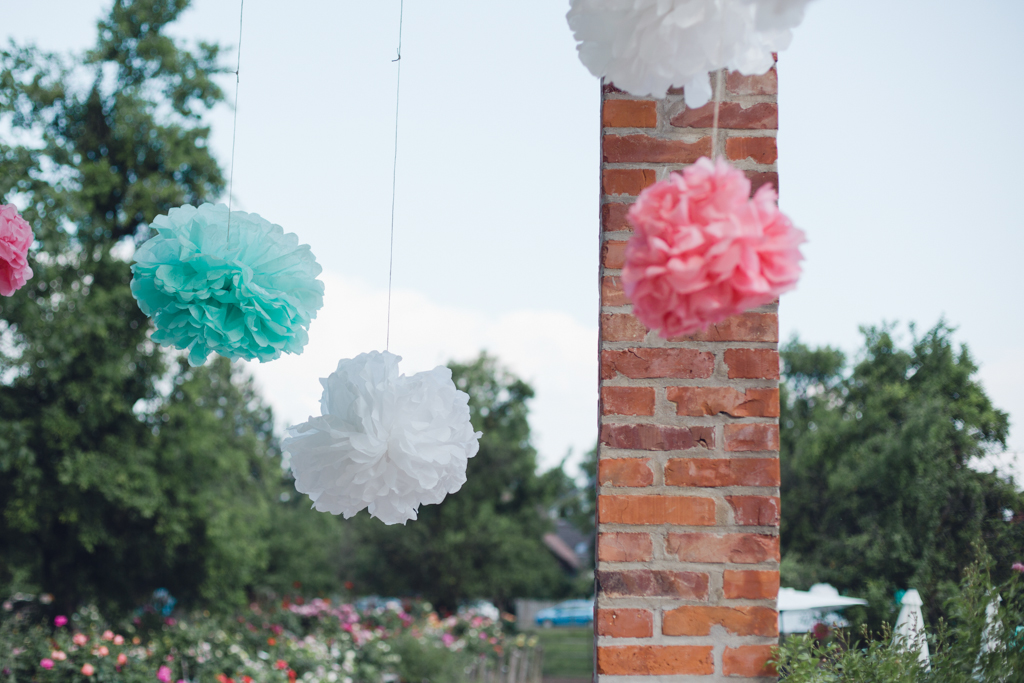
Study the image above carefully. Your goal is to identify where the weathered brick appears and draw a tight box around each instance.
[723,645,777,677]
[602,240,628,269]
[724,424,780,452]
[601,313,647,342]
[669,312,778,342]
[728,495,781,526]
[602,202,632,233]
[600,495,715,526]
[662,606,778,637]
[597,609,653,638]
[723,570,780,599]
[602,168,656,196]
[665,458,780,488]
[600,424,714,451]
[601,275,629,307]
[666,533,780,564]
[598,532,653,562]
[671,101,778,129]
[597,645,714,676]
[667,387,779,417]
[724,348,780,379]
[602,348,714,380]
[603,100,657,128]
[727,68,778,96]
[747,170,779,195]
[603,134,711,164]
[597,570,709,599]
[601,387,655,416]
[726,136,778,164]
[599,458,654,488]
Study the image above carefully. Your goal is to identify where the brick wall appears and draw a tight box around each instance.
[596,66,781,681]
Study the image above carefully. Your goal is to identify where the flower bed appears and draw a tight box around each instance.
[0,594,534,683]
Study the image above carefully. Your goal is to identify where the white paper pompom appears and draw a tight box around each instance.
[282,351,482,525]
[567,0,815,106]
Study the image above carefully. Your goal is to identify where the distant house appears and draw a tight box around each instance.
[543,519,591,573]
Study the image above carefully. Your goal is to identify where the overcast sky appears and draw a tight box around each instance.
[6,0,1023,479]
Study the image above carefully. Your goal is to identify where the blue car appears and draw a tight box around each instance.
[535,599,594,628]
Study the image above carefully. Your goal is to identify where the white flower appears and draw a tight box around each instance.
[567,0,815,105]
[284,351,482,525]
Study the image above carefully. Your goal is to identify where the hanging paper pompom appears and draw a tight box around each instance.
[0,204,34,297]
[130,203,324,366]
[567,0,815,105]
[283,351,482,525]
[622,157,804,338]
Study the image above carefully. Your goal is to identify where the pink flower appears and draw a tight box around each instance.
[113,635,124,645]
[81,663,95,676]
[622,157,805,338]
[117,653,128,666]
[54,615,68,627]
[157,665,173,683]
[1013,562,1024,573]
[72,633,89,646]
[102,630,115,640]
[52,651,67,661]
[97,645,109,657]
[0,204,34,296]
[40,659,55,670]
[441,633,456,647]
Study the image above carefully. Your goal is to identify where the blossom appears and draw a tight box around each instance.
[102,630,115,640]
[73,633,89,646]
[284,351,482,525]
[114,635,124,645]
[131,203,324,366]
[54,615,68,627]
[622,157,804,338]
[81,664,95,676]
[1013,562,1024,573]
[118,653,128,666]
[157,665,173,682]
[275,659,288,670]
[97,645,109,656]
[52,651,67,661]
[0,203,34,296]
[40,659,54,670]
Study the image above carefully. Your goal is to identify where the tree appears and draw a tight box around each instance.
[780,321,1024,627]
[0,0,282,613]
[342,353,571,612]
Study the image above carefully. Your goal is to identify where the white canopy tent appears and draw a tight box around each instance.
[778,583,868,634]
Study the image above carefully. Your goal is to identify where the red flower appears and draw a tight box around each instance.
[344,581,354,591]
[267,638,276,646]
[243,677,254,683]
[288,670,296,683]
[275,660,288,670]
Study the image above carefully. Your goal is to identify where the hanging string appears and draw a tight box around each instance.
[227,0,245,239]
[711,68,724,159]
[386,0,404,351]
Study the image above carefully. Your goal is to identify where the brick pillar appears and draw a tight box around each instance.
[596,66,781,681]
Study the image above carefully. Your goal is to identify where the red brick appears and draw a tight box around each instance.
[601,275,629,307]
[597,570,709,599]
[724,348,780,379]
[600,495,715,526]
[597,609,653,638]
[600,424,714,451]
[601,348,714,380]
[598,532,653,562]
[728,495,781,526]
[723,645,777,677]
[603,134,711,164]
[747,170,779,195]
[597,645,713,676]
[724,424,780,452]
[669,312,778,342]
[599,459,654,487]
[665,458,780,487]
[726,136,778,164]
[671,101,778,130]
[723,570,780,599]
[601,313,647,342]
[727,68,778,96]
[602,168,656,196]
[662,606,778,637]
[603,100,657,128]
[667,387,779,417]
[602,202,632,233]
[602,240,628,269]
[667,533,780,564]
[601,387,655,416]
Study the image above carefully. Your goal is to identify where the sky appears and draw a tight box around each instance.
[5,0,1023,479]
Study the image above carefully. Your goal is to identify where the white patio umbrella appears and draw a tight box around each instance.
[893,589,930,666]
[777,583,868,634]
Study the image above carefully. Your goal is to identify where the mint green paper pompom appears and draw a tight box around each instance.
[131,203,324,366]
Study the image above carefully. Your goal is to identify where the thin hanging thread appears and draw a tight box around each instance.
[386,0,404,352]
[227,0,245,239]
[711,69,724,159]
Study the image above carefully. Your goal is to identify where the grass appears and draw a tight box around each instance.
[532,626,594,679]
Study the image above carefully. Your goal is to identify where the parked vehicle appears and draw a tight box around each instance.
[535,599,594,628]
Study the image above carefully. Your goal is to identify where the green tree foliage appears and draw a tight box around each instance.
[342,353,572,611]
[780,321,1024,627]
[0,0,283,613]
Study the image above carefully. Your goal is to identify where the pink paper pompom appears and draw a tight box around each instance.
[0,204,34,296]
[622,157,804,338]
